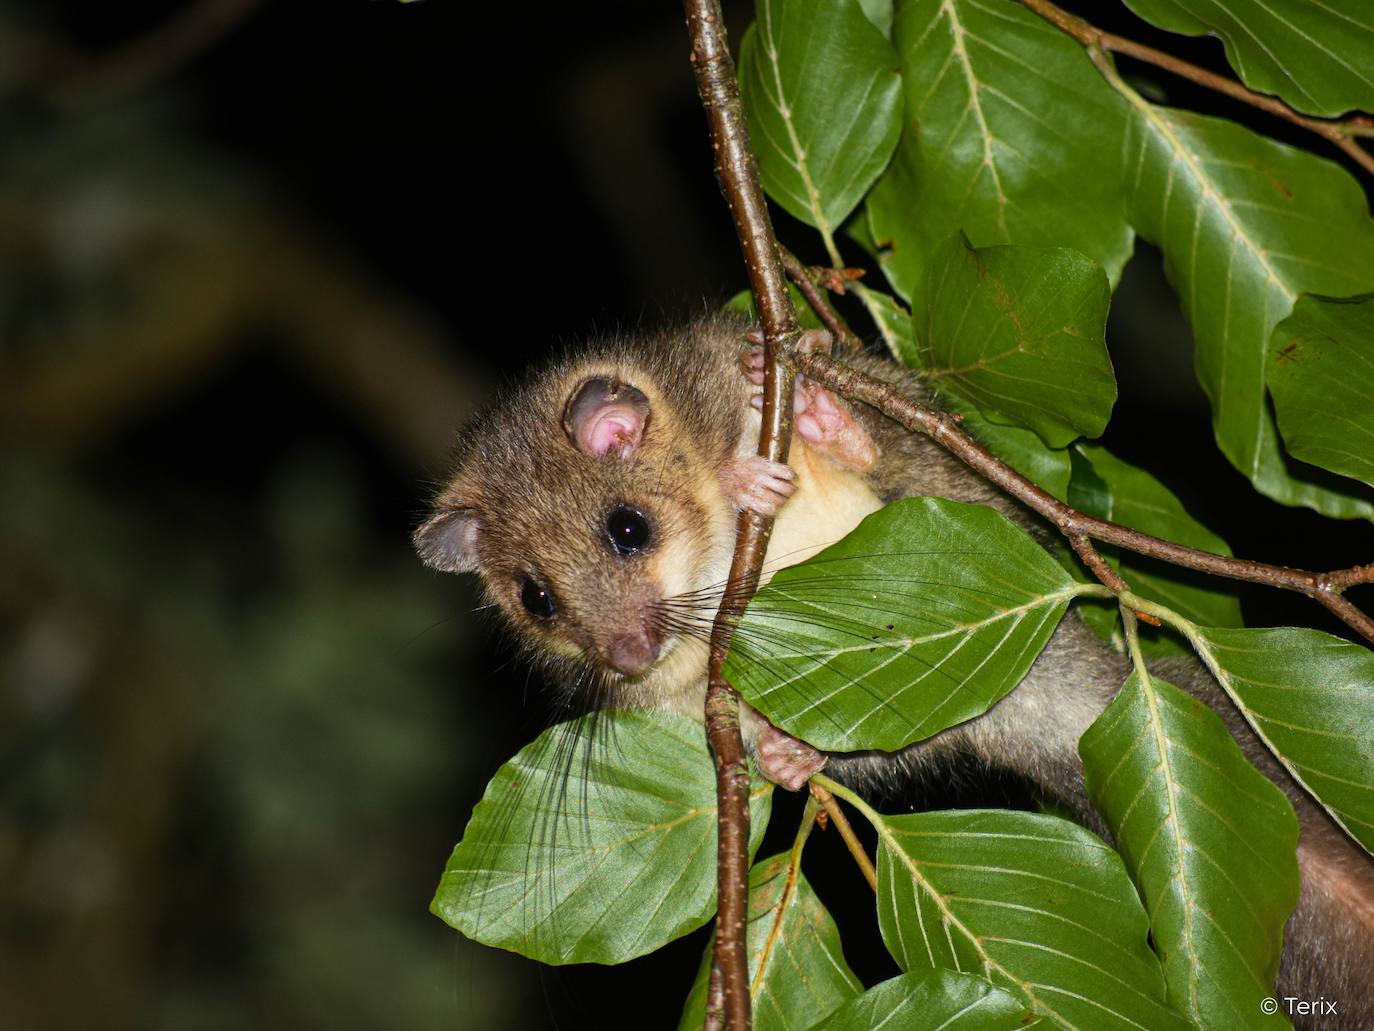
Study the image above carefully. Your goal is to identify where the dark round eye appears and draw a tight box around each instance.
[520,577,556,620]
[606,506,651,555]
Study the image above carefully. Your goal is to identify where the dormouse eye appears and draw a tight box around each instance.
[520,577,556,620]
[606,506,650,556]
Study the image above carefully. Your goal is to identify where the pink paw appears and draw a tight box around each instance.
[795,380,880,471]
[756,723,827,791]
[747,365,879,473]
[722,455,797,516]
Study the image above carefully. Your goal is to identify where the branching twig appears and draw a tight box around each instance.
[1068,532,1129,595]
[1018,0,1374,177]
[792,350,1374,645]
[777,247,863,354]
[1067,533,1161,625]
[685,2,800,1027]
[809,781,878,891]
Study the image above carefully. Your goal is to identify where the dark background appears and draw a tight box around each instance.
[1,2,1369,1029]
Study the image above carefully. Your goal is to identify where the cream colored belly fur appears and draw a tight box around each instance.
[638,438,883,742]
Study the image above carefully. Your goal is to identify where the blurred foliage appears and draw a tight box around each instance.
[0,3,503,1028]
[0,0,764,1025]
[0,446,502,1029]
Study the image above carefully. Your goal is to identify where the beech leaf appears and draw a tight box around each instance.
[874,809,1188,1030]
[1116,91,1374,520]
[740,0,903,234]
[920,235,1116,448]
[1190,625,1374,854]
[1123,0,1374,117]
[431,711,772,964]
[1268,292,1374,490]
[865,285,1074,500]
[867,0,1133,302]
[1080,670,1298,1027]
[725,497,1100,752]
[818,969,1041,1030]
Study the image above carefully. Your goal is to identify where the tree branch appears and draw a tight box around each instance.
[1018,0,1374,177]
[791,349,1374,646]
[684,2,800,1027]
[777,246,863,355]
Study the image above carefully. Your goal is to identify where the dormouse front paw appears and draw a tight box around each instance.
[721,454,797,516]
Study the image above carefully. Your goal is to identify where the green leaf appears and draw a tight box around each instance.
[944,394,1072,502]
[431,711,773,964]
[853,283,917,366]
[867,0,1133,302]
[1268,293,1374,489]
[1069,443,1241,655]
[1115,88,1374,520]
[740,0,903,234]
[818,969,1041,1030]
[725,497,1098,752]
[875,809,1188,1030]
[1189,625,1374,854]
[1080,670,1298,1028]
[867,279,1073,500]
[920,235,1116,448]
[677,851,861,1031]
[1123,0,1374,117]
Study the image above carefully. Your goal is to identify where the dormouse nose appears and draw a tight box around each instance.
[605,629,661,676]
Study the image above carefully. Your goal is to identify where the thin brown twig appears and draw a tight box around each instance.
[1018,0,1374,177]
[809,782,877,891]
[777,246,863,354]
[1067,533,1161,625]
[1068,532,1129,594]
[1328,563,1374,590]
[685,2,800,1027]
[792,350,1374,645]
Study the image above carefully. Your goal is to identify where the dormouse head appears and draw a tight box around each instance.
[414,335,745,691]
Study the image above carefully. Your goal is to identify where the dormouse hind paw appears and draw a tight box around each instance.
[756,723,827,791]
[743,328,880,473]
[722,455,797,516]
[793,378,880,472]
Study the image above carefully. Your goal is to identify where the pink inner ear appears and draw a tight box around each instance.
[580,404,644,458]
[563,377,650,459]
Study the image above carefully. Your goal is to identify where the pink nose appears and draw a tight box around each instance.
[606,631,660,676]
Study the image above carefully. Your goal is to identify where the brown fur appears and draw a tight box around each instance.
[417,315,1374,1026]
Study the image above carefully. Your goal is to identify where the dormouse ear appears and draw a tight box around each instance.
[413,508,483,573]
[562,377,650,459]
